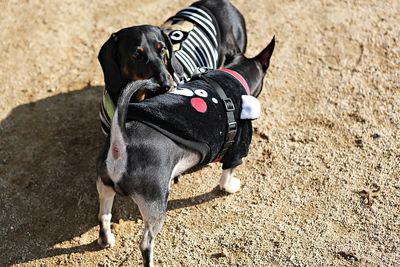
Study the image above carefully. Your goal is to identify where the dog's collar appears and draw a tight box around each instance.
[219,68,250,95]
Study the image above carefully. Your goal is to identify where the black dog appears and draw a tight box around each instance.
[96,37,275,266]
[98,0,246,134]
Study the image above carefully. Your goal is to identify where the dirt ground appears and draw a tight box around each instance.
[0,0,399,266]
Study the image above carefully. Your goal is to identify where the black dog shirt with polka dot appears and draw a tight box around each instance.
[126,70,259,169]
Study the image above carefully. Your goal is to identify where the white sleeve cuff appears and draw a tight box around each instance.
[240,95,261,120]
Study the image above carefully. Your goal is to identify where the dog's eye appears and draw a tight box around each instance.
[132,52,143,60]
[132,47,144,60]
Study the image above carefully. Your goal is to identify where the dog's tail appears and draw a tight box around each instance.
[113,80,160,141]
[110,80,159,155]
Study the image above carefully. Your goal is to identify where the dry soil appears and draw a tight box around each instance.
[0,0,399,266]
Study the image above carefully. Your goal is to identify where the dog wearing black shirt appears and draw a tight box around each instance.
[96,37,275,267]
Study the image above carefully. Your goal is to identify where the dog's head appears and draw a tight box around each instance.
[98,25,184,102]
[225,36,275,97]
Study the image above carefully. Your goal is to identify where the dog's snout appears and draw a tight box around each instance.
[159,73,173,92]
[160,81,171,92]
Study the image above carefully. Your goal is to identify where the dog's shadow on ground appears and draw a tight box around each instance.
[0,86,227,266]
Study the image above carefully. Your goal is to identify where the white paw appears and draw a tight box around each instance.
[98,232,115,248]
[220,177,241,194]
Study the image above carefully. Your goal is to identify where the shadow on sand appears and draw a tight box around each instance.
[0,86,226,265]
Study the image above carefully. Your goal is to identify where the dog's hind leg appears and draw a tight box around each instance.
[219,168,241,194]
[97,178,116,247]
[134,195,167,267]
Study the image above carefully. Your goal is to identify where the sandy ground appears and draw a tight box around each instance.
[0,0,399,266]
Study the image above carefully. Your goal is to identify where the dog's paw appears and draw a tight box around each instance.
[98,232,116,248]
[219,176,241,194]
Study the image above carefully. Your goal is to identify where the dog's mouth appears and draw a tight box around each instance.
[134,80,173,102]
[135,89,147,102]
[126,72,173,102]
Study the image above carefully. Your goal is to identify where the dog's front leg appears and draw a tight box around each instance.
[97,178,116,247]
[134,196,167,267]
[219,168,241,193]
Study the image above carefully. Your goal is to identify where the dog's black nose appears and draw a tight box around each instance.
[159,80,172,92]
[158,72,173,92]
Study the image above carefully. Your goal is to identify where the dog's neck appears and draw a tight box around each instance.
[219,68,250,95]
[224,57,265,96]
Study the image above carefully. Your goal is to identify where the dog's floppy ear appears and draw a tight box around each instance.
[255,36,275,72]
[98,33,122,102]
[162,30,185,82]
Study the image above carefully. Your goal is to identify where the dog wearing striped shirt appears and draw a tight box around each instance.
[161,5,221,81]
[98,0,246,135]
